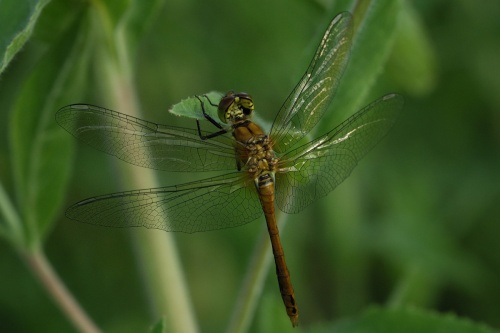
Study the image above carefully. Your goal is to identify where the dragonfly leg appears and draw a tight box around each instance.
[195,95,223,129]
[196,122,229,140]
[200,94,219,107]
[194,94,253,141]
[195,95,229,140]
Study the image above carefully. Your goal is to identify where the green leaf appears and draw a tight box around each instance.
[314,307,500,333]
[121,0,166,58]
[149,317,166,333]
[0,0,50,75]
[320,0,403,132]
[169,91,224,121]
[0,182,23,246]
[386,2,437,96]
[9,13,92,249]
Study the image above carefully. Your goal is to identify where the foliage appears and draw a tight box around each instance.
[0,0,499,332]
[169,91,223,121]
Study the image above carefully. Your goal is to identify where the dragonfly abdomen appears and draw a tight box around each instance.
[257,173,299,326]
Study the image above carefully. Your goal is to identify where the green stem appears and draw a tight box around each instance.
[89,5,199,333]
[1,184,100,331]
[24,250,102,333]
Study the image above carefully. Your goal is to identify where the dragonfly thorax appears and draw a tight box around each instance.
[233,122,277,178]
[218,91,254,124]
[248,136,276,175]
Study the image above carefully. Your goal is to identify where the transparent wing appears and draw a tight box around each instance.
[270,12,352,153]
[275,94,403,214]
[56,104,237,172]
[65,172,263,233]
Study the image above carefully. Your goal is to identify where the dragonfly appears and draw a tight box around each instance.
[56,12,403,327]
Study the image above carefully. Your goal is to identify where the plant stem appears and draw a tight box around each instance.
[89,5,199,332]
[24,250,102,333]
[132,230,198,333]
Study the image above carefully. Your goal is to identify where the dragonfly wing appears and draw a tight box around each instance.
[56,104,236,172]
[66,172,263,233]
[275,94,403,214]
[270,12,352,153]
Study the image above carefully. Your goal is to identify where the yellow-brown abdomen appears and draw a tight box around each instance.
[258,173,299,326]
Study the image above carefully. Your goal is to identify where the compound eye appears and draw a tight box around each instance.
[218,93,235,113]
[217,92,236,123]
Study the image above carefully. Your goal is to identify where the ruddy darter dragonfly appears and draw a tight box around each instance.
[56,12,403,326]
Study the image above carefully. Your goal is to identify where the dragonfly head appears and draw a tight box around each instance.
[218,91,254,124]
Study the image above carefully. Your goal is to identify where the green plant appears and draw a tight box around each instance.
[1,0,499,332]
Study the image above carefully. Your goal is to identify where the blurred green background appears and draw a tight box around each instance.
[1,0,499,332]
